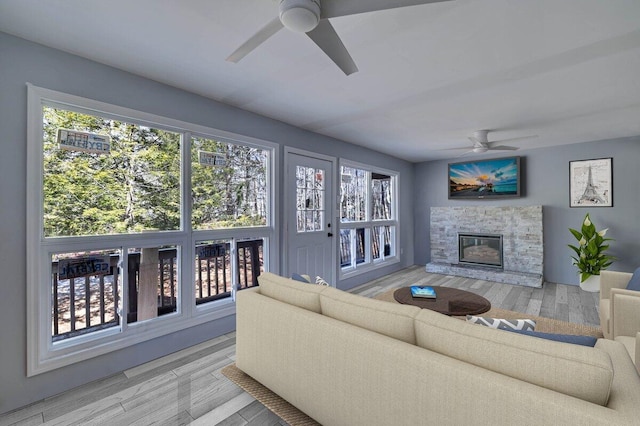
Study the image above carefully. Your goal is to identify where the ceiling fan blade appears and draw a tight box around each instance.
[306,20,358,75]
[491,135,539,144]
[226,17,284,63]
[456,149,474,157]
[436,146,470,151]
[488,145,519,151]
[321,0,453,19]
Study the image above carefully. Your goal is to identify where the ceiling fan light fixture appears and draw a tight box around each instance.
[279,0,321,33]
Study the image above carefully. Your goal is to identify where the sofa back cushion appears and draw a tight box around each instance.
[257,272,324,313]
[320,287,421,344]
[414,308,614,406]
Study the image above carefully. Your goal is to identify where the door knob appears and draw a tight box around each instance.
[327,232,333,237]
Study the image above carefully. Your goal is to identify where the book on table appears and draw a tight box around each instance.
[410,285,436,299]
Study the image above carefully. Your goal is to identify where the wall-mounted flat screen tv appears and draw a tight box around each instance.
[448,156,521,199]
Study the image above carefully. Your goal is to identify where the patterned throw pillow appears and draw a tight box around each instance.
[315,276,330,286]
[291,273,311,283]
[466,315,536,331]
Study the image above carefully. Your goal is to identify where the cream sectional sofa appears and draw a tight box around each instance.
[236,273,640,426]
[599,270,640,372]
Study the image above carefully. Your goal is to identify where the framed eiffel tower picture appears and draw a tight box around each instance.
[569,158,613,207]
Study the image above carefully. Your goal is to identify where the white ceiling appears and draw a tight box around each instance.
[2,0,640,162]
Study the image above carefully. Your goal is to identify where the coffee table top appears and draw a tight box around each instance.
[393,286,491,316]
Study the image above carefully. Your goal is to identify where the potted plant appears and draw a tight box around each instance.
[568,213,615,291]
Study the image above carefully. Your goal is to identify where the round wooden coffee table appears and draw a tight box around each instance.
[393,286,491,316]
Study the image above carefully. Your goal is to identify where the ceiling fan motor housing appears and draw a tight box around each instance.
[279,0,321,33]
[472,130,490,142]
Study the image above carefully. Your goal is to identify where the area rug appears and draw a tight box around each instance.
[374,287,603,338]
[221,364,320,426]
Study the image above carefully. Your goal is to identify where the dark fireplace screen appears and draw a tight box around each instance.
[458,233,503,269]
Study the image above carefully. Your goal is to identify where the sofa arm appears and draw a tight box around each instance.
[611,288,640,339]
[636,332,640,372]
[600,271,631,301]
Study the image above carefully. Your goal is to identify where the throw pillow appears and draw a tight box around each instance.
[466,315,536,331]
[291,273,311,283]
[506,329,598,347]
[315,276,330,286]
[626,267,640,291]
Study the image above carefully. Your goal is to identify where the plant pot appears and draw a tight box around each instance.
[580,274,601,293]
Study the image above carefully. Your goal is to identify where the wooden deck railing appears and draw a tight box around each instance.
[51,255,120,340]
[52,239,263,341]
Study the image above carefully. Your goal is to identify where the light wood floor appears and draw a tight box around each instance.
[0,266,601,426]
[351,266,601,327]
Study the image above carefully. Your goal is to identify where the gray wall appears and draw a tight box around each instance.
[0,32,414,413]
[414,137,640,285]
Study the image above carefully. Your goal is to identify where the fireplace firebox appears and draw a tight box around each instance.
[458,233,503,269]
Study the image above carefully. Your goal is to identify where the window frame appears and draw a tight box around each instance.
[338,159,399,278]
[27,84,278,376]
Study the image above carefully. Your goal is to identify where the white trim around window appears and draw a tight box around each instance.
[338,159,400,279]
[26,84,279,375]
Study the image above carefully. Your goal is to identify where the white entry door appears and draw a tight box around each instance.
[285,151,335,285]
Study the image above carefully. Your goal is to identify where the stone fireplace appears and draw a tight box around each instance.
[426,206,543,287]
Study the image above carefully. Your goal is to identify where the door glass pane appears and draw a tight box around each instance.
[51,249,120,342]
[42,106,181,237]
[296,166,325,233]
[127,245,178,323]
[191,137,268,230]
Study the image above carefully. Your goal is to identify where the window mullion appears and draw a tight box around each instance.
[366,170,372,222]
[181,132,194,319]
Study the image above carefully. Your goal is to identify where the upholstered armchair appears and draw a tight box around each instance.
[599,270,640,371]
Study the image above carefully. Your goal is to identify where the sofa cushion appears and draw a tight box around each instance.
[466,315,536,331]
[258,272,324,313]
[414,308,614,406]
[625,267,640,291]
[614,336,636,363]
[320,286,421,344]
[599,298,611,335]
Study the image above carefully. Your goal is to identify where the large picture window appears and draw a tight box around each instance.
[191,136,268,229]
[27,85,276,375]
[339,161,398,276]
[43,107,181,237]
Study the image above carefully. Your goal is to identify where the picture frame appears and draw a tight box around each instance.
[448,156,521,199]
[569,157,612,207]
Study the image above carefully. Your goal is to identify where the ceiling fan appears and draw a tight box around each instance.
[442,130,538,156]
[226,0,453,75]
